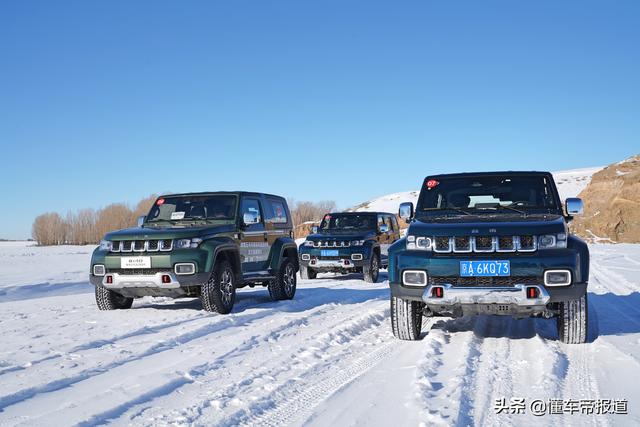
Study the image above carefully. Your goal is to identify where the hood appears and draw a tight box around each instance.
[104,224,236,241]
[408,214,567,237]
[306,230,377,241]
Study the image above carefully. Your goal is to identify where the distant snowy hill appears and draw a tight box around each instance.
[350,167,603,214]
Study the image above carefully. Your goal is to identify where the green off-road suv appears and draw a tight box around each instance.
[389,172,589,344]
[298,212,400,282]
[89,192,299,314]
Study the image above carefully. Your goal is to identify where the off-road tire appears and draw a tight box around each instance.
[557,294,588,344]
[95,284,133,310]
[363,253,380,283]
[201,260,236,314]
[391,296,424,340]
[300,265,317,280]
[268,258,297,301]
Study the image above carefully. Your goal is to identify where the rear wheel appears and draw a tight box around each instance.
[269,258,297,300]
[201,260,236,314]
[95,285,133,310]
[363,253,380,283]
[557,294,588,344]
[391,296,424,340]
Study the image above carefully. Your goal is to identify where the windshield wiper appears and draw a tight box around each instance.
[496,205,527,215]
[476,205,527,216]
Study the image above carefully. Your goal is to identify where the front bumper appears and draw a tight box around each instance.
[299,246,371,269]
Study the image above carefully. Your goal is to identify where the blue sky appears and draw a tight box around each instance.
[1,1,638,240]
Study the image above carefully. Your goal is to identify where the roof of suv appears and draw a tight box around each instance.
[157,191,286,200]
[425,171,553,179]
[329,211,396,216]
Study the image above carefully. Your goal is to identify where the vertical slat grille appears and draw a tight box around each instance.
[110,239,172,252]
[430,235,537,253]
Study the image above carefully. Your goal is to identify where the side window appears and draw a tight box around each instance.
[240,198,264,231]
[266,199,288,224]
[390,215,399,232]
[385,215,394,232]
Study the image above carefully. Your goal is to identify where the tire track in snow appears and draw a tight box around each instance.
[129,302,390,426]
[230,310,393,427]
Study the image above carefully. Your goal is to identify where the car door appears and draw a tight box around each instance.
[263,196,290,251]
[239,196,270,273]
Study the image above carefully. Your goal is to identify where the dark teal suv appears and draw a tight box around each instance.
[298,212,400,282]
[389,172,589,344]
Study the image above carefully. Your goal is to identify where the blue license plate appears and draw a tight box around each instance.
[460,260,510,277]
[321,249,339,257]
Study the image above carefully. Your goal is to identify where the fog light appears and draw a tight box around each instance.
[301,254,310,261]
[526,286,540,299]
[174,263,195,275]
[162,274,171,284]
[106,275,113,284]
[544,270,571,286]
[344,260,350,266]
[431,286,444,298]
[351,253,363,261]
[402,270,427,287]
[93,264,105,276]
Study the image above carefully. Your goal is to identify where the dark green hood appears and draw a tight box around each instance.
[408,214,567,237]
[104,224,236,241]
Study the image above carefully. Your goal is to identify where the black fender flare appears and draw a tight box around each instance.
[269,238,299,272]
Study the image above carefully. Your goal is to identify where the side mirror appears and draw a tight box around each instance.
[565,198,584,216]
[399,202,414,221]
[312,225,319,234]
[137,215,146,227]
[243,211,259,225]
[379,224,389,233]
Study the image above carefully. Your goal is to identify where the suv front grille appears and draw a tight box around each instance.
[429,276,540,287]
[313,240,351,248]
[432,235,537,253]
[111,239,173,252]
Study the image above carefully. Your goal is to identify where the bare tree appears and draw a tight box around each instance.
[32,212,67,245]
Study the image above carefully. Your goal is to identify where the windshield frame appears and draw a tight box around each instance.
[319,213,378,232]
[415,173,563,217]
[145,194,239,225]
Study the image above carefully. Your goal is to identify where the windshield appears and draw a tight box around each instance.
[320,213,376,231]
[146,195,237,223]
[416,175,559,214]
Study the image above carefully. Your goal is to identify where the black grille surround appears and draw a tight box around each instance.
[432,235,537,253]
[429,276,540,287]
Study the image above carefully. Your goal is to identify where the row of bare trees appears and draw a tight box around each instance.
[32,195,157,246]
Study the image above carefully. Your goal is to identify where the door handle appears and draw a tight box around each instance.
[263,232,268,241]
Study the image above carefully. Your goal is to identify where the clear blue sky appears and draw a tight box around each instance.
[1,1,638,240]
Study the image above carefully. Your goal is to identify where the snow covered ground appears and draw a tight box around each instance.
[0,241,639,426]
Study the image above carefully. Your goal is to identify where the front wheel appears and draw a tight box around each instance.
[363,253,380,283]
[95,285,133,310]
[557,294,588,344]
[391,296,424,340]
[201,260,236,314]
[268,258,297,301]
